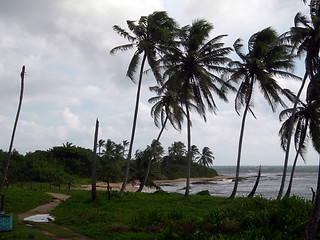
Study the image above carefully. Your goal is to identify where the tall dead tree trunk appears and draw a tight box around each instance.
[0,66,25,192]
[92,119,99,200]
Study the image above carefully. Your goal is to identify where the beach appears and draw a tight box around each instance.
[80,175,235,192]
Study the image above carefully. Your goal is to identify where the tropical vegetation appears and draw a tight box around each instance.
[1,0,320,239]
[0,189,315,240]
[0,141,217,189]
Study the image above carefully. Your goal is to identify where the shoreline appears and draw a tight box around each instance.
[80,175,235,192]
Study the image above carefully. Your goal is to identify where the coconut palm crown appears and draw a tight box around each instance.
[163,19,234,197]
[110,11,178,195]
[228,27,298,199]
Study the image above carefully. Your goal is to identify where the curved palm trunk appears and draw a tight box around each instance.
[119,53,147,196]
[229,79,254,199]
[306,154,320,240]
[284,149,300,198]
[185,105,191,198]
[247,166,261,198]
[137,117,168,192]
[277,72,308,199]
[0,66,25,192]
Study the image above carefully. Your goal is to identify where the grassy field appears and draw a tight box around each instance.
[52,190,314,240]
[0,188,53,240]
[0,188,316,240]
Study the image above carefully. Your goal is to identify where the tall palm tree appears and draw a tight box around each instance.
[136,85,185,192]
[197,147,215,167]
[110,11,178,195]
[228,27,298,199]
[279,101,314,197]
[164,19,233,197]
[278,1,320,200]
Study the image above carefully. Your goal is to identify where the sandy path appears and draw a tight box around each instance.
[18,192,70,221]
[18,192,94,240]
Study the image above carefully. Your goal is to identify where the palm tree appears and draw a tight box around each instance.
[122,140,129,158]
[103,139,119,161]
[279,101,315,197]
[278,0,320,199]
[164,19,233,197]
[305,96,320,239]
[168,141,187,158]
[191,145,200,162]
[110,11,178,195]
[228,27,298,199]
[98,139,105,156]
[62,142,74,148]
[197,147,214,167]
[136,85,184,192]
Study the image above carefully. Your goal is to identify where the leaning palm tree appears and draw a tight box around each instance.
[164,19,234,197]
[278,0,320,199]
[197,147,215,167]
[136,85,185,192]
[110,11,178,195]
[228,27,298,199]
[279,101,313,197]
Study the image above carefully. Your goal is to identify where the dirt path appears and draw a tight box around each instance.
[18,192,94,240]
[18,192,70,221]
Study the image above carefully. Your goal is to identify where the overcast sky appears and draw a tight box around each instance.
[0,0,317,166]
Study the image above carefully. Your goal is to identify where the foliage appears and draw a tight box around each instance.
[0,139,217,187]
[48,190,315,240]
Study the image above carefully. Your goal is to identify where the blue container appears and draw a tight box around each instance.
[0,212,12,231]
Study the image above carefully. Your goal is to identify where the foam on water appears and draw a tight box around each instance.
[156,165,318,200]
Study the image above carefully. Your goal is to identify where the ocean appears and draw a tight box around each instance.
[156,165,319,200]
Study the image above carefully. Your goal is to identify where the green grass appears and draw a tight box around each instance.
[0,188,317,240]
[51,190,315,240]
[0,188,53,239]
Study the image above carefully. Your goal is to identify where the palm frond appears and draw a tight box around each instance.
[112,25,136,42]
[110,43,134,54]
[126,52,141,82]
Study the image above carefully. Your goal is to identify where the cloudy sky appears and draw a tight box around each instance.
[0,0,317,166]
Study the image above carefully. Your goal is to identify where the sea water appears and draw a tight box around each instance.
[156,165,319,200]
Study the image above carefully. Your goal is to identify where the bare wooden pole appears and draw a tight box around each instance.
[92,118,99,200]
[0,66,25,193]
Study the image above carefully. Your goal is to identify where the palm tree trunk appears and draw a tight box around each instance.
[284,149,300,198]
[185,105,191,198]
[277,72,308,199]
[229,79,254,199]
[119,53,147,196]
[92,119,99,201]
[137,117,168,192]
[306,154,320,240]
[0,66,25,192]
[247,166,261,198]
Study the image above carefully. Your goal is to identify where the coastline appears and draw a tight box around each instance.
[80,175,235,192]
